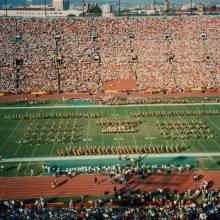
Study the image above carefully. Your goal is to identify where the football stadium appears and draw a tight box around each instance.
[0,2,220,219]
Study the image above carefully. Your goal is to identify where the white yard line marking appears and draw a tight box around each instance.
[0,108,28,154]
[150,106,169,147]
[15,162,22,177]
[25,100,60,174]
[14,108,42,157]
[49,110,67,157]
[0,109,17,130]
[23,107,50,174]
[0,121,5,130]
[101,107,104,146]
[112,107,120,146]
[69,108,79,149]
[136,106,153,146]
[86,108,91,147]
[0,122,21,152]
[196,137,218,169]
[167,105,190,154]
[170,105,219,168]
[124,107,137,146]
[194,107,220,169]
[203,116,220,151]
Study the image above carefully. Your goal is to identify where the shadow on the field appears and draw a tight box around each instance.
[56,178,69,188]
[98,178,107,185]
[207,180,214,189]
[116,180,136,193]
[197,174,204,181]
[173,156,191,163]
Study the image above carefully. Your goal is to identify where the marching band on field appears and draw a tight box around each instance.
[6,109,216,156]
[57,143,187,157]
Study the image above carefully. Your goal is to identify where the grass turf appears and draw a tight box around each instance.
[1,104,220,158]
[0,102,220,176]
[1,157,220,177]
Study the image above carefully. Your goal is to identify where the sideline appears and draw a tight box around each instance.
[2,152,220,163]
[0,102,220,110]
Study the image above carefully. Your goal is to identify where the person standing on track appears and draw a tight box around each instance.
[31,169,34,176]
[52,178,57,189]
[52,180,55,189]
[94,176,98,185]
[193,174,199,189]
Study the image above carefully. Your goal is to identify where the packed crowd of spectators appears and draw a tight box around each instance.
[2,160,220,220]
[1,186,220,219]
[0,16,220,94]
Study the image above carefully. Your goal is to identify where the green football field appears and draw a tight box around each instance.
[0,100,220,176]
[0,102,220,159]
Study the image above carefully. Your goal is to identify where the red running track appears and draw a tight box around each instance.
[0,172,220,200]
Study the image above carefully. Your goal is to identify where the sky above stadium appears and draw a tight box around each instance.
[1,0,220,7]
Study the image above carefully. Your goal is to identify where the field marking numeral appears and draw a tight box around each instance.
[145,137,156,140]
[83,138,92,142]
